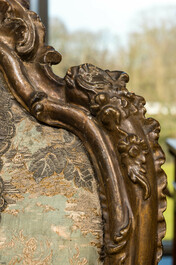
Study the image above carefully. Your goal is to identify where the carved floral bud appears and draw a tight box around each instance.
[90,93,110,115]
[95,93,110,105]
[100,106,121,130]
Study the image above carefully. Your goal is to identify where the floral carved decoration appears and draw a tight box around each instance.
[118,135,150,200]
[0,1,167,265]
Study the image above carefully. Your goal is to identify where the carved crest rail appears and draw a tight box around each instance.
[0,0,167,264]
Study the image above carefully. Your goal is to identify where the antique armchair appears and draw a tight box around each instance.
[0,0,167,264]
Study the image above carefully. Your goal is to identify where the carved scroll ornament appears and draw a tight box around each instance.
[0,0,167,264]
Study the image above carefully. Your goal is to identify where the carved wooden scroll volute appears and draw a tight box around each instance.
[0,0,167,264]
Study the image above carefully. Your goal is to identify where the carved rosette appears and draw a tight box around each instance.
[118,135,150,200]
[0,1,167,264]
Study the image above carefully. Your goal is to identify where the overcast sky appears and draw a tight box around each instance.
[49,0,176,38]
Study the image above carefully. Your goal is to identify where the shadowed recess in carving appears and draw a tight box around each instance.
[0,1,167,264]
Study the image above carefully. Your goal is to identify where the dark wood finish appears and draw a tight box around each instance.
[0,1,167,264]
[166,138,176,265]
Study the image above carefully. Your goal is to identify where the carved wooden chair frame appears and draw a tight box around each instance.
[0,0,167,264]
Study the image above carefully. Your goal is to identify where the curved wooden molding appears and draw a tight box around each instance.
[0,0,167,264]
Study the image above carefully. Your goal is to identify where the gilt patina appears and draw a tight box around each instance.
[0,0,167,264]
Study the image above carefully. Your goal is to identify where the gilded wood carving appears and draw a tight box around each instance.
[0,0,167,264]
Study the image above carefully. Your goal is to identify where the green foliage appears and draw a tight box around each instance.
[49,6,176,103]
[49,6,176,242]
[162,163,174,240]
[49,18,118,77]
[49,12,176,158]
[147,114,176,163]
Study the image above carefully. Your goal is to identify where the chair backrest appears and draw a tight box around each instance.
[0,1,167,264]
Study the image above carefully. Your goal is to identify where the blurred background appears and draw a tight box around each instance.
[30,1,176,264]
